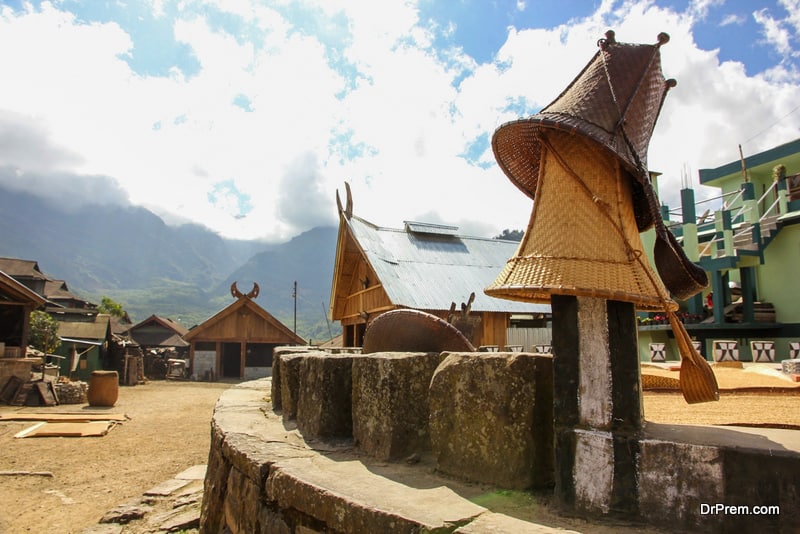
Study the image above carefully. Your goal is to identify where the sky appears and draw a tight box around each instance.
[1,0,799,243]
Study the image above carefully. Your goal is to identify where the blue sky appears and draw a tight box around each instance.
[1,0,798,241]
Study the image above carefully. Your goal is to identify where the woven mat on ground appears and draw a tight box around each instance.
[0,412,128,422]
[641,364,800,391]
[14,420,118,438]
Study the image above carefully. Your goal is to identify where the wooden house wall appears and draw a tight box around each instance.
[480,313,509,349]
[336,254,394,324]
[188,300,304,379]
[188,308,296,344]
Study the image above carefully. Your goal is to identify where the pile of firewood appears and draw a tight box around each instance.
[54,378,88,404]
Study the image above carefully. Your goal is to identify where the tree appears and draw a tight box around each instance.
[494,229,524,242]
[29,310,61,355]
[98,296,127,318]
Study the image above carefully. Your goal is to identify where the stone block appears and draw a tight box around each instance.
[279,353,309,421]
[429,352,554,490]
[223,466,287,534]
[639,438,724,531]
[352,352,445,461]
[272,346,315,412]
[296,353,358,439]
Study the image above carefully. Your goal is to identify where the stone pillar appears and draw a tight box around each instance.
[551,295,641,516]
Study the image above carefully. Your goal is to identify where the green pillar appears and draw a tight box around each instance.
[740,267,757,323]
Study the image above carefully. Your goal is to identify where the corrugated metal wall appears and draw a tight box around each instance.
[506,327,552,352]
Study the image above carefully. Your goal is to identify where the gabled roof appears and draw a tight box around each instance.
[183,296,306,345]
[42,279,94,306]
[0,258,48,281]
[332,214,550,314]
[129,315,189,336]
[43,279,73,299]
[57,313,111,342]
[126,315,189,348]
[0,270,46,306]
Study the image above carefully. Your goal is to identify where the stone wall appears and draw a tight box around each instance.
[202,347,800,533]
[429,352,553,490]
[200,378,572,534]
[352,351,445,461]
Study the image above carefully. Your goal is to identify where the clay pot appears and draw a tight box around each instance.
[87,370,119,407]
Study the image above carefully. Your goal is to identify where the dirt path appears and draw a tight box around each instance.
[0,380,230,533]
[0,376,799,533]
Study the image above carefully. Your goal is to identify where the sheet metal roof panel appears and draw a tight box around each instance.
[57,315,111,341]
[347,217,548,314]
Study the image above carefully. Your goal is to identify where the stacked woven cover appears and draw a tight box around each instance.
[485,130,673,311]
[484,31,718,403]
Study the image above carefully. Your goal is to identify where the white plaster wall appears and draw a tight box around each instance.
[194,350,216,378]
[244,366,271,380]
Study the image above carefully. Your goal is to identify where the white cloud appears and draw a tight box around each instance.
[754,7,794,57]
[0,0,798,243]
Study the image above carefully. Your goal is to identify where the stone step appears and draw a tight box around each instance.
[268,455,487,533]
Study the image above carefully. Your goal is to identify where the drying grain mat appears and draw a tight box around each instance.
[642,363,800,393]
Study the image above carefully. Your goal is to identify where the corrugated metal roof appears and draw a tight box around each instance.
[57,314,111,341]
[347,216,549,314]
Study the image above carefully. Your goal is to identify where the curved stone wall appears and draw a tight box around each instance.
[200,348,800,533]
[198,377,562,534]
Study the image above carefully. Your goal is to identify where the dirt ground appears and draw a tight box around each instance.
[0,368,798,533]
[0,380,230,534]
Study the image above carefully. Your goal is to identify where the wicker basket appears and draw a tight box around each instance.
[485,131,674,311]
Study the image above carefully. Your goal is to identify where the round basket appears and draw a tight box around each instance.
[87,370,119,407]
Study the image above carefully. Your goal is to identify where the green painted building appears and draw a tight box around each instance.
[639,137,800,362]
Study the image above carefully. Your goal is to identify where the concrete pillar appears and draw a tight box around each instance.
[715,209,734,258]
[777,178,789,214]
[712,271,728,325]
[552,295,641,516]
[741,267,757,324]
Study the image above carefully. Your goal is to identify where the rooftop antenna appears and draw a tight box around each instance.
[292,281,297,335]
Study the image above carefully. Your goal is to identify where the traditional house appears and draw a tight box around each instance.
[0,269,46,357]
[0,258,50,299]
[43,279,94,309]
[126,315,189,353]
[329,187,550,350]
[50,310,113,380]
[0,270,46,390]
[184,283,306,380]
[641,137,800,361]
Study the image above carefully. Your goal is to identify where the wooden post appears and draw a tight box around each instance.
[552,295,642,516]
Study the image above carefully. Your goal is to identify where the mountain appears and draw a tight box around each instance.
[216,226,339,343]
[0,185,339,341]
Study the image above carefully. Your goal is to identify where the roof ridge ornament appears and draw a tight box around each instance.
[336,182,354,219]
[230,281,259,300]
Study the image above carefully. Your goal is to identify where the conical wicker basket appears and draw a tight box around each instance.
[485,130,676,312]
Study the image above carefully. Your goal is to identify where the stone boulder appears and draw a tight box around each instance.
[271,346,316,412]
[296,353,359,439]
[352,352,445,461]
[429,352,554,490]
[278,353,309,422]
